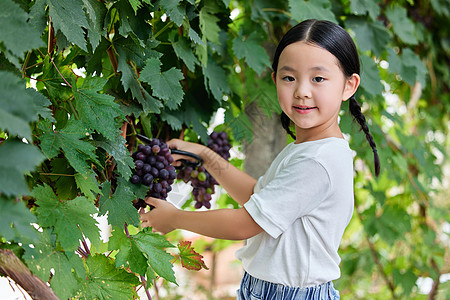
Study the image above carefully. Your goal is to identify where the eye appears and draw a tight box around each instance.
[282,76,295,82]
[312,76,324,83]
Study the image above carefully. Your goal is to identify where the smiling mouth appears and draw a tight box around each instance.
[293,105,316,110]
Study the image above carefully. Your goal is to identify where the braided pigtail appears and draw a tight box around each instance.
[349,95,380,176]
[281,112,296,140]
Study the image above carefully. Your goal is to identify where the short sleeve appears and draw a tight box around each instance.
[244,158,331,238]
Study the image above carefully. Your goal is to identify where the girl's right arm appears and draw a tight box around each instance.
[167,139,257,206]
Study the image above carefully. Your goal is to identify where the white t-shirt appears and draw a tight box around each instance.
[235,137,354,287]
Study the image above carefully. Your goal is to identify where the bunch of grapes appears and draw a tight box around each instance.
[130,139,177,209]
[177,131,231,209]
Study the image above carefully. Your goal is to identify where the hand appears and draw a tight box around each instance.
[139,197,179,235]
[166,138,205,167]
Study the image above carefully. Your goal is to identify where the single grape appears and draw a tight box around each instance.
[131,175,141,184]
[142,173,154,186]
[135,160,144,169]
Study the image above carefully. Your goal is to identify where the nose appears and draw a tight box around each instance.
[294,81,312,99]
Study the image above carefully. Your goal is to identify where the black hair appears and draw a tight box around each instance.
[272,19,380,177]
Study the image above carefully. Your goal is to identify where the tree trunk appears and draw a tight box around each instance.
[0,249,59,300]
[243,101,286,178]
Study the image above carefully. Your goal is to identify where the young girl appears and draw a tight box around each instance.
[139,19,380,299]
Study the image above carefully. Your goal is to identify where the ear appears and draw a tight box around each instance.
[342,73,360,101]
[271,72,276,84]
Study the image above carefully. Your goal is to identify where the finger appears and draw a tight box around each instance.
[144,197,161,206]
[138,207,146,215]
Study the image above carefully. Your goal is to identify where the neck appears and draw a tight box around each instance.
[294,121,343,144]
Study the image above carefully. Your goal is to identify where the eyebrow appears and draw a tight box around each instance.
[278,65,330,72]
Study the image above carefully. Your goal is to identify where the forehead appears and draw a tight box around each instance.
[277,41,340,71]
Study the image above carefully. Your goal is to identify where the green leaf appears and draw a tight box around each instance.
[134,227,176,283]
[203,56,230,101]
[345,18,391,56]
[359,54,383,97]
[350,0,380,20]
[46,0,89,51]
[225,109,253,142]
[75,172,102,202]
[77,254,140,300]
[50,158,78,200]
[108,227,148,275]
[199,3,221,44]
[0,197,38,242]
[0,139,45,196]
[38,119,100,176]
[157,0,185,27]
[27,88,55,122]
[232,31,271,76]
[0,71,38,140]
[177,240,208,271]
[96,134,134,181]
[73,76,123,141]
[23,230,81,299]
[161,110,183,131]
[0,0,45,58]
[172,36,199,72]
[82,0,107,50]
[98,179,140,227]
[140,58,185,109]
[253,80,282,118]
[33,184,100,252]
[393,269,417,295]
[289,0,337,23]
[385,5,418,45]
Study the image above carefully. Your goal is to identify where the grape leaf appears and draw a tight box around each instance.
[177,240,208,271]
[98,179,140,227]
[172,36,199,72]
[140,58,185,109]
[232,31,271,76]
[75,172,102,202]
[0,0,45,59]
[82,0,107,50]
[50,158,78,200]
[134,227,176,283]
[108,227,148,275]
[23,229,81,300]
[77,254,140,300]
[46,0,89,51]
[225,109,253,142]
[359,54,383,98]
[289,0,337,23]
[161,110,183,131]
[38,119,100,176]
[203,56,230,101]
[350,0,380,20]
[27,88,55,122]
[157,0,185,27]
[33,184,100,252]
[73,76,123,141]
[385,5,418,45]
[252,80,282,118]
[0,197,38,242]
[0,139,45,196]
[0,71,39,140]
[96,134,135,180]
[345,18,391,56]
[199,2,220,44]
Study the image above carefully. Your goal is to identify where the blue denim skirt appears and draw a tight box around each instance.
[237,272,340,300]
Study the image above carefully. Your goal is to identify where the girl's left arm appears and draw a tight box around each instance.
[139,197,263,240]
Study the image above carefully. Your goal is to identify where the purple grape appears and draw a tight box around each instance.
[142,163,152,173]
[160,169,169,180]
[137,152,147,161]
[147,155,156,165]
[153,183,162,193]
[137,144,145,152]
[142,173,154,186]
[150,167,159,177]
[143,145,152,155]
[155,161,164,170]
[135,160,144,169]
[131,175,141,184]
[152,145,160,154]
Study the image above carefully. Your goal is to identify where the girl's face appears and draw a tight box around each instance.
[273,41,359,143]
